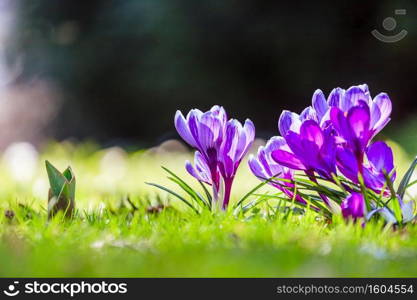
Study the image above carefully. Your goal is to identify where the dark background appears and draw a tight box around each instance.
[8,0,417,147]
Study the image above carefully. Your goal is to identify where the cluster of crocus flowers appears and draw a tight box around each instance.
[170,84,415,224]
[175,105,255,209]
[249,84,398,221]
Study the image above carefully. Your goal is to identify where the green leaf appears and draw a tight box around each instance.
[391,196,403,223]
[167,176,209,208]
[382,170,402,223]
[59,181,70,199]
[198,181,212,208]
[293,177,345,200]
[62,167,74,181]
[145,182,199,214]
[254,193,329,216]
[67,177,76,201]
[48,179,75,218]
[162,167,210,208]
[406,179,417,189]
[397,156,417,199]
[45,160,67,197]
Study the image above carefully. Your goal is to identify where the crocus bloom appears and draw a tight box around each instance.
[367,195,415,224]
[330,101,374,165]
[336,141,396,192]
[274,118,336,179]
[310,84,395,191]
[175,105,227,193]
[309,84,392,135]
[279,84,392,162]
[218,118,255,208]
[248,136,307,205]
[341,192,365,220]
[175,105,255,209]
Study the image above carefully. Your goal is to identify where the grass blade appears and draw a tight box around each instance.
[198,181,212,209]
[145,182,199,214]
[162,167,210,208]
[397,156,417,199]
[167,176,210,208]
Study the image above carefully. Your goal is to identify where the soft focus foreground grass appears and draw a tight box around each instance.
[0,140,417,277]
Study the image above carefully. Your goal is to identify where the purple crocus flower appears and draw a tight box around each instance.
[307,84,395,192]
[175,105,227,193]
[330,101,373,167]
[310,84,392,136]
[248,136,307,205]
[271,113,338,209]
[336,141,396,192]
[175,105,255,209]
[273,118,336,179]
[341,192,366,220]
[218,118,255,208]
[367,196,415,224]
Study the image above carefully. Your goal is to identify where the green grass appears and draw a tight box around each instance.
[0,140,417,277]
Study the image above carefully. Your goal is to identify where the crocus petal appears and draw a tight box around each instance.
[258,136,290,177]
[265,136,289,153]
[318,127,337,175]
[300,106,318,122]
[341,192,365,220]
[327,87,344,107]
[222,119,239,156]
[370,100,381,129]
[248,154,268,179]
[229,119,255,161]
[344,85,370,110]
[401,200,415,223]
[358,83,370,94]
[249,136,292,182]
[346,101,371,146]
[198,112,223,152]
[300,120,324,147]
[278,110,301,136]
[219,118,255,178]
[366,141,394,172]
[362,167,385,191]
[220,155,235,179]
[174,110,197,148]
[185,161,206,183]
[371,93,392,133]
[237,119,255,159]
[285,130,322,171]
[312,89,329,121]
[210,105,228,124]
[271,149,306,170]
[336,147,359,182]
[218,120,239,178]
[264,137,290,174]
[188,109,203,146]
[379,208,398,223]
[284,131,308,158]
[185,152,213,185]
[362,141,396,191]
[330,107,352,142]
[366,207,397,223]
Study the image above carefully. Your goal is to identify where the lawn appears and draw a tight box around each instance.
[0,140,416,277]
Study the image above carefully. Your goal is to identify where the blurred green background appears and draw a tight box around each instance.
[0,0,415,149]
